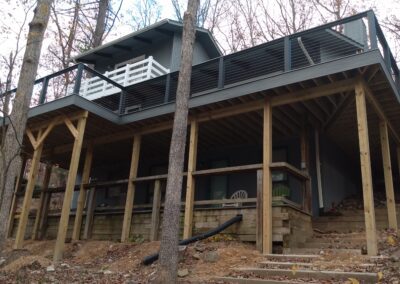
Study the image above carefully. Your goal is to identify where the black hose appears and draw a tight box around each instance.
[142,214,243,265]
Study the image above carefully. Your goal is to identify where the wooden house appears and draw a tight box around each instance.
[3,12,400,261]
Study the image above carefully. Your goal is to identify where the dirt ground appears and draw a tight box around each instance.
[0,231,399,283]
[0,235,263,283]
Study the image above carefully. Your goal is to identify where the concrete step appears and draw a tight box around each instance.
[299,242,362,249]
[259,261,313,268]
[214,277,303,284]
[283,248,361,255]
[234,268,378,283]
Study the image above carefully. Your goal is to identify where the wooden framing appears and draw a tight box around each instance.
[150,180,162,241]
[263,98,273,254]
[53,112,88,261]
[183,120,199,238]
[315,130,324,210]
[379,121,398,230]
[32,163,52,240]
[256,170,263,252]
[354,81,378,256]
[14,142,44,249]
[7,156,27,238]
[72,144,94,240]
[83,188,96,239]
[121,134,142,242]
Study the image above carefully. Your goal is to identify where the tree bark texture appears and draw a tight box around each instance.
[0,0,52,248]
[92,0,108,48]
[155,0,199,283]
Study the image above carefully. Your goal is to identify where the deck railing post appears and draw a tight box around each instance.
[384,46,391,71]
[164,74,171,103]
[218,57,225,89]
[39,77,49,104]
[367,11,378,50]
[119,91,126,114]
[72,64,84,96]
[284,37,291,71]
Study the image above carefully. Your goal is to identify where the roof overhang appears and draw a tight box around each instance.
[72,19,222,65]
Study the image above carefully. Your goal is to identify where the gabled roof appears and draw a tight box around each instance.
[73,19,222,65]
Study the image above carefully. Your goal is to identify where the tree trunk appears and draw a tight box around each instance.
[92,0,109,48]
[0,0,52,249]
[155,0,199,283]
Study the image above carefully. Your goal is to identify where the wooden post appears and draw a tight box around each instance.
[315,130,324,212]
[379,121,398,230]
[183,120,199,238]
[32,163,52,240]
[38,191,52,240]
[150,180,162,241]
[263,98,273,254]
[72,144,94,241]
[7,156,27,238]
[256,169,263,252]
[121,134,142,242]
[83,188,96,240]
[14,144,44,249]
[300,126,312,213]
[53,113,88,261]
[355,81,378,256]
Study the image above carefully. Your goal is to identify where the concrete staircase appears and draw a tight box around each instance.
[215,252,385,283]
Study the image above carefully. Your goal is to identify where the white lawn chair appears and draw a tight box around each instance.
[222,190,248,207]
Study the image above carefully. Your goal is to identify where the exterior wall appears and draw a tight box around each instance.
[169,32,211,72]
[319,134,359,211]
[11,206,312,248]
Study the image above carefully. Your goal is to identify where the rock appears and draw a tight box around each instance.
[193,253,201,260]
[195,245,206,252]
[103,270,113,274]
[177,268,189,277]
[203,251,219,263]
[46,265,55,272]
[0,257,6,266]
[240,256,247,260]
[60,263,69,268]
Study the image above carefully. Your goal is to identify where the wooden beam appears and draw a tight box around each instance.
[269,162,309,181]
[7,156,27,238]
[361,79,400,145]
[72,144,94,241]
[28,110,87,132]
[32,163,52,240]
[315,130,324,211]
[263,98,273,254]
[183,120,199,239]
[355,81,378,256]
[53,112,88,261]
[121,134,142,242]
[64,117,78,138]
[193,164,262,176]
[271,78,356,107]
[150,180,162,241]
[379,121,398,230]
[256,170,263,252]
[14,144,44,249]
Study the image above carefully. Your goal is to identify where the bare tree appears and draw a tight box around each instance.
[129,0,162,30]
[155,0,199,282]
[172,0,209,27]
[0,0,53,249]
[311,0,358,22]
[382,15,400,62]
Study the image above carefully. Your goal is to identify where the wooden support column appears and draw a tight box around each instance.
[7,156,27,238]
[263,98,273,254]
[14,144,44,249]
[183,120,199,239]
[355,81,378,256]
[300,126,312,213]
[379,121,398,230]
[121,134,142,243]
[53,113,88,261]
[150,180,162,241]
[38,191,52,240]
[256,169,263,252]
[72,144,94,241]
[32,163,52,240]
[83,188,96,240]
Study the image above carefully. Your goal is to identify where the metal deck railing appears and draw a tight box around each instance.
[1,10,398,116]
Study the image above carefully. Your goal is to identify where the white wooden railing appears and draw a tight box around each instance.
[68,56,169,100]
